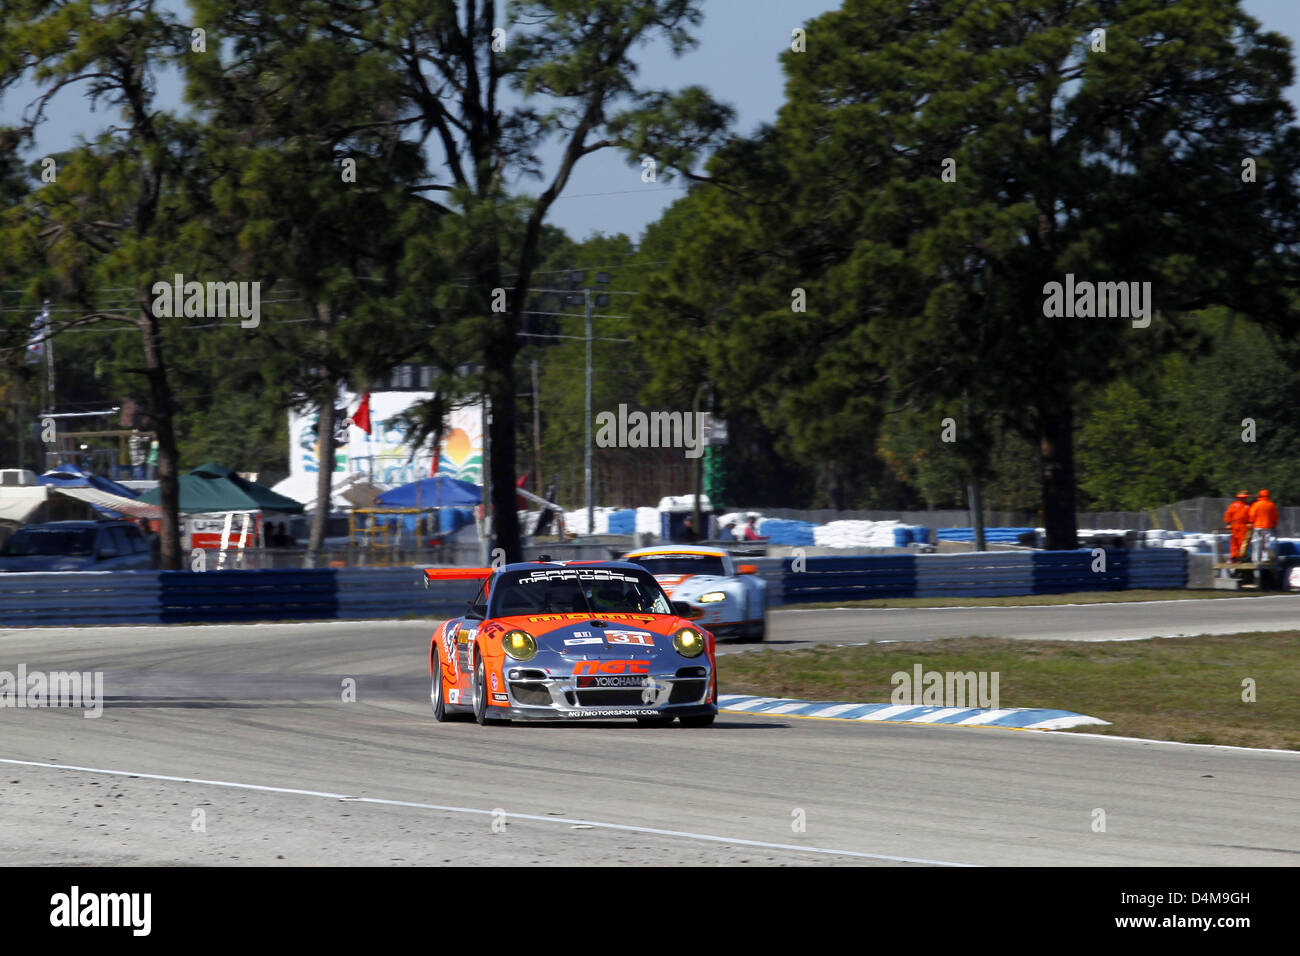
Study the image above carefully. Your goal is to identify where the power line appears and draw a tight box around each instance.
[520,309,631,321]
[527,288,639,296]
[546,185,689,201]
[518,332,632,343]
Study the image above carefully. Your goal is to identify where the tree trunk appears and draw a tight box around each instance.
[488,361,521,562]
[138,291,183,569]
[308,303,336,561]
[484,248,521,562]
[1038,398,1078,550]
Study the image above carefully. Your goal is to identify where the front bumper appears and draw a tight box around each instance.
[498,663,716,720]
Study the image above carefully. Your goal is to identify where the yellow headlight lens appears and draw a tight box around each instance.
[502,630,537,661]
[699,591,726,603]
[672,627,705,658]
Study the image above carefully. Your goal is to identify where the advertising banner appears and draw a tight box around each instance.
[289,393,483,489]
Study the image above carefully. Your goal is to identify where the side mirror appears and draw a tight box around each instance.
[736,564,757,575]
[671,600,702,620]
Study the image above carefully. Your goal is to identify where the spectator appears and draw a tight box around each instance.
[718,522,736,542]
[137,517,160,567]
[741,514,767,542]
[679,516,698,543]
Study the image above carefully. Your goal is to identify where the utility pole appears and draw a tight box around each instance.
[42,299,53,472]
[531,359,542,491]
[693,383,709,541]
[963,390,986,552]
[584,287,593,536]
[481,386,492,564]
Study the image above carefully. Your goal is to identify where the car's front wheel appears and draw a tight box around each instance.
[431,664,448,722]
[473,655,509,726]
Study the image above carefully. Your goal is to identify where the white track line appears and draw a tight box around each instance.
[1038,732,1300,756]
[0,756,977,867]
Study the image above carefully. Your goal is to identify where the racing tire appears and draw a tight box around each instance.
[473,655,509,726]
[742,621,766,643]
[431,665,448,722]
[635,715,675,726]
[679,714,716,728]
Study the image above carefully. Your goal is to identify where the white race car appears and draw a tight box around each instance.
[622,545,767,641]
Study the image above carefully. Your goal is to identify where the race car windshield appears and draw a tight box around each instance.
[491,568,672,616]
[626,554,727,577]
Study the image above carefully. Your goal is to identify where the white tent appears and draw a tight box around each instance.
[271,471,383,511]
[51,486,162,519]
[0,486,48,523]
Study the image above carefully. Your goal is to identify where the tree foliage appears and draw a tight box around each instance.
[635,0,1300,541]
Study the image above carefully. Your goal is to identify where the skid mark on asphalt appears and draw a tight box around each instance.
[0,755,976,867]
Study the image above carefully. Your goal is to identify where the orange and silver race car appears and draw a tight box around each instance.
[425,560,717,726]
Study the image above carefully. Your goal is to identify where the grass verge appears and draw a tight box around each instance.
[778,588,1294,610]
[720,631,1300,750]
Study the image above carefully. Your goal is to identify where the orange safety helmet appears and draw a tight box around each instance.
[1258,489,1270,498]
[1236,490,1250,498]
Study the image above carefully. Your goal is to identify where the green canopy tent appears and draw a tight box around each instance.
[141,463,305,513]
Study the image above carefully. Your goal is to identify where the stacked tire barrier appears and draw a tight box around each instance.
[0,548,1190,626]
[776,549,1187,604]
[934,527,1038,544]
[0,568,485,626]
[159,569,339,623]
[0,571,163,626]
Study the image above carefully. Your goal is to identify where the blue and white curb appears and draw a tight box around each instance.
[718,695,1109,730]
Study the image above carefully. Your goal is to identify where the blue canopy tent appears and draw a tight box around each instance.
[374,475,481,508]
[371,475,482,537]
[38,463,142,518]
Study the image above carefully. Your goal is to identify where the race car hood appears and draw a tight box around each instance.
[492,613,695,655]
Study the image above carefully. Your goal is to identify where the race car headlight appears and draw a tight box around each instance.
[502,630,537,661]
[698,591,726,603]
[672,627,705,658]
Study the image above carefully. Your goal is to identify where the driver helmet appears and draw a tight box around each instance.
[587,581,625,611]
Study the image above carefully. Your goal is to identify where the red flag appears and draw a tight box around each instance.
[352,392,371,434]
[516,473,528,510]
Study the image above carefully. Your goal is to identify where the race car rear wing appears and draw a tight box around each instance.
[423,567,493,588]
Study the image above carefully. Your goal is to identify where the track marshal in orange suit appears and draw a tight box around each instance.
[1225,490,1252,561]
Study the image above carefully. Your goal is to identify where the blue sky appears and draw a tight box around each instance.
[4,0,1298,243]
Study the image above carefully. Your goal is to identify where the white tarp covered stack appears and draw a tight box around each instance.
[813,519,907,548]
[1143,530,1227,553]
[559,506,617,536]
[635,507,660,536]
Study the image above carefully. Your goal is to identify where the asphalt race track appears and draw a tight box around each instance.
[1,600,1298,866]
